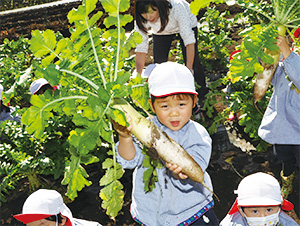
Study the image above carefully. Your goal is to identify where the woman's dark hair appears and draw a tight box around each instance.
[134,0,172,33]
[45,213,63,223]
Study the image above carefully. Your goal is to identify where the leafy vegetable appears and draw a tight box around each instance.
[22,0,142,219]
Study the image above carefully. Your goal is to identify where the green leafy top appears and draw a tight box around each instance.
[21,0,145,212]
[228,0,300,84]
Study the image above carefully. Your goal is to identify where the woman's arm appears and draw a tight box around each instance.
[135,52,147,75]
[185,43,195,71]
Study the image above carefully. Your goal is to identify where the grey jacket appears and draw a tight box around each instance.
[258,52,300,144]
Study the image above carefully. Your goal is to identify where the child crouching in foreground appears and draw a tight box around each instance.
[220,172,298,226]
[114,62,218,225]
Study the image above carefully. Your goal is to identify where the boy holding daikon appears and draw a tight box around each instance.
[258,28,300,199]
[114,62,218,226]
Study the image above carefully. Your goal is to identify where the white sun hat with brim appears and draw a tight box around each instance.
[148,62,198,97]
[236,172,282,206]
[142,63,157,79]
[13,189,74,226]
[30,78,49,94]
[228,172,294,215]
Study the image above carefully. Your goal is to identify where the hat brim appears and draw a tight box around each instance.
[33,83,49,95]
[151,90,198,98]
[228,198,294,215]
[13,213,52,224]
[238,197,281,207]
[282,199,294,211]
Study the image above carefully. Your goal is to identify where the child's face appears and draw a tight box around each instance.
[149,94,196,131]
[27,219,56,226]
[26,217,66,226]
[240,206,280,217]
[141,6,159,23]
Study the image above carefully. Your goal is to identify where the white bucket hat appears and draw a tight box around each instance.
[0,84,3,99]
[228,172,294,215]
[14,189,74,226]
[142,63,157,78]
[148,62,198,97]
[30,78,49,94]
[236,172,282,206]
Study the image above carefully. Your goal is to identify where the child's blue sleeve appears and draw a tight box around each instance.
[115,136,144,169]
[283,52,300,89]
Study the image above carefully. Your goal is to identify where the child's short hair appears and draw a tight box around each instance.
[150,93,195,105]
[228,172,294,215]
[148,62,198,98]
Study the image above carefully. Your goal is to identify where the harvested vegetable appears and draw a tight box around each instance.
[112,97,219,200]
[254,25,286,103]
[227,0,300,102]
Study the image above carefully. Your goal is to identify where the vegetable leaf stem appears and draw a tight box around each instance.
[60,69,99,90]
[85,16,106,89]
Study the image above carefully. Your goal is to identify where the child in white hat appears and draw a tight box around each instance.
[30,78,55,95]
[14,189,102,226]
[114,62,218,225]
[220,172,298,226]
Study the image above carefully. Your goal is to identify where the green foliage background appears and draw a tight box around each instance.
[1,0,300,221]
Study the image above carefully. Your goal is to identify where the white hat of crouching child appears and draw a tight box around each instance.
[13,189,74,226]
[0,84,3,99]
[237,172,282,206]
[30,78,49,94]
[228,172,294,215]
[143,63,157,79]
[148,62,198,97]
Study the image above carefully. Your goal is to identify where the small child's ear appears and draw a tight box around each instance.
[60,215,67,226]
[193,95,198,108]
[149,99,156,113]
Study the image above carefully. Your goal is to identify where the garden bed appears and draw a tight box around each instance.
[1,1,299,225]
[1,121,299,225]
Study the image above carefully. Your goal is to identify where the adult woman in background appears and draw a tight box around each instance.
[134,0,208,102]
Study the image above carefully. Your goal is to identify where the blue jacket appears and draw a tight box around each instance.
[0,107,21,123]
[258,52,300,144]
[73,218,102,226]
[116,116,214,226]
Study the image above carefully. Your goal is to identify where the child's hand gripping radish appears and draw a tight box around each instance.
[254,25,287,103]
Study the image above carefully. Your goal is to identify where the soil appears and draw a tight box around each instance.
[1,120,299,226]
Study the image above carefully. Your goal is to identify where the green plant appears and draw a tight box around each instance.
[200,0,300,152]
[20,0,220,218]
[0,37,33,109]
[198,6,236,71]
[0,121,56,205]
[21,0,142,219]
